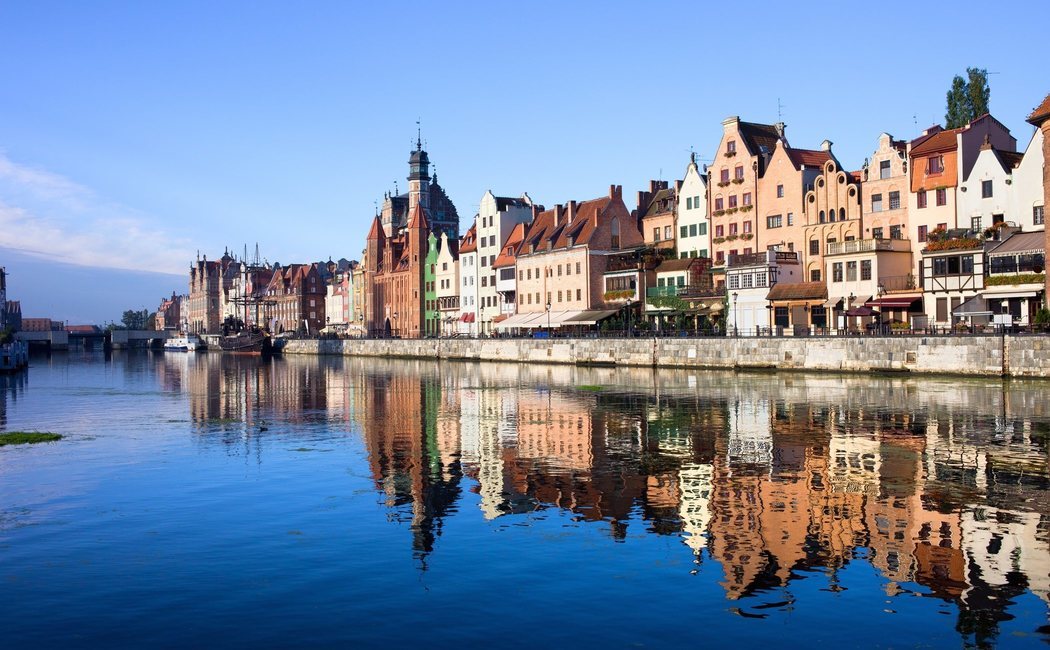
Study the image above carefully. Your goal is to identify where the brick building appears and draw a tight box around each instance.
[364,204,429,337]
[154,292,183,331]
[265,263,326,334]
[188,251,234,335]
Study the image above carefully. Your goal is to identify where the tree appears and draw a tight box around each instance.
[945,67,991,128]
[945,75,969,128]
[120,308,150,330]
[966,67,990,118]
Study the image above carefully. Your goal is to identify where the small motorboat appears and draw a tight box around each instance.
[164,334,206,352]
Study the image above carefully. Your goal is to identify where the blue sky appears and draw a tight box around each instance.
[0,0,1045,322]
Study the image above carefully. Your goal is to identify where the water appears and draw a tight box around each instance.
[2,352,1049,648]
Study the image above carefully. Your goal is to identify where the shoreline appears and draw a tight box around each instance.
[281,334,1050,379]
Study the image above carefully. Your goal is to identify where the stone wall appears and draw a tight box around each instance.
[283,334,1050,378]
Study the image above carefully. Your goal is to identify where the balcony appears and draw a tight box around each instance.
[727,250,797,268]
[826,238,911,256]
[647,286,679,298]
[647,285,717,299]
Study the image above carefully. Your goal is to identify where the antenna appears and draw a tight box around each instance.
[416,118,421,149]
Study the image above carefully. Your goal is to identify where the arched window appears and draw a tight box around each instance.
[819,210,825,224]
[610,218,621,249]
[840,208,847,221]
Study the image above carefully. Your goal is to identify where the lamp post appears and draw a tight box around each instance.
[393,311,398,338]
[732,291,739,337]
[546,300,552,336]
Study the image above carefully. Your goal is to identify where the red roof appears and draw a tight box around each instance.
[910,127,962,156]
[366,216,385,241]
[493,222,526,269]
[787,148,831,169]
[459,224,478,254]
[1028,93,1050,126]
[406,203,428,230]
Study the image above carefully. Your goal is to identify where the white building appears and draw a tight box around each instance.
[494,222,527,324]
[726,250,801,335]
[474,191,534,334]
[458,222,479,335]
[434,232,460,336]
[676,154,710,259]
[958,140,1024,234]
[1011,129,1046,231]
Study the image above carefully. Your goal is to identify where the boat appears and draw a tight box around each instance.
[164,334,206,352]
[0,340,28,373]
[218,327,272,355]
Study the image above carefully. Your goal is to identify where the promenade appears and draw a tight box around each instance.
[283,333,1050,379]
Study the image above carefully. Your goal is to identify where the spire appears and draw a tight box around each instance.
[416,118,422,151]
[366,215,386,241]
[407,202,429,231]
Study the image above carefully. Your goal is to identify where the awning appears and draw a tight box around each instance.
[981,290,1040,300]
[563,309,619,325]
[844,306,878,317]
[954,295,992,316]
[492,314,509,323]
[546,310,585,328]
[459,312,476,323]
[494,313,541,330]
[708,303,724,312]
[866,295,922,309]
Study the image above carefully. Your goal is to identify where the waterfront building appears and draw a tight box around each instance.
[980,230,1045,325]
[824,238,915,330]
[919,232,986,328]
[379,138,460,241]
[457,223,479,335]
[1026,93,1050,299]
[324,260,358,330]
[505,185,643,331]
[424,234,440,336]
[20,318,63,332]
[474,191,534,335]
[1011,126,1046,232]
[764,280,829,332]
[958,138,1023,234]
[708,117,784,277]
[2,299,21,332]
[188,251,235,335]
[725,249,802,334]
[265,262,326,334]
[493,222,526,327]
[364,204,430,338]
[636,180,676,252]
[860,132,911,261]
[644,257,715,330]
[434,232,459,336]
[757,138,831,271]
[676,153,710,259]
[802,154,863,285]
[154,292,181,331]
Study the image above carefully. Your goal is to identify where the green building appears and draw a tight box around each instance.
[425,233,440,336]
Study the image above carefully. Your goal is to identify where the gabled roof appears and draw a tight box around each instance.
[495,196,529,211]
[554,197,610,249]
[366,216,385,241]
[738,121,781,157]
[1028,93,1050,126]
[995,150,1024,171]
[787,148,831,169]
[459,224,478,254]
[910,128,962,156]
[493,222,526,269]
[406,202,429,230]
[655,258,698,273]
[643,188,675,218]
[766,281,827,302]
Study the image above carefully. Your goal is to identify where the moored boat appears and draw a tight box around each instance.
[218,328,272,355]
[164,334,206,352]
[0,340,29,373]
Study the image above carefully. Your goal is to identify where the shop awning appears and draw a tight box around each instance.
[953,295,992,316]
[493,313,539,330]
[844,306,878,317]
[866,294,922,309]
[981,289,1040,300]
[563,309,619,325]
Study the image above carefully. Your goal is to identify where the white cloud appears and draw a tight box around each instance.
[0,152,193,275]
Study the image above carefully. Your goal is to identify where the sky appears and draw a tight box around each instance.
[0,0,1046,323]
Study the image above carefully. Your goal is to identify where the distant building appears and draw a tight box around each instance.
[457,223,479,335]
[434,232,460,336]
[379,138,460,241]
[675,154,710,260]
[474,191,534,334]
[637,180,676,251]
[265,263,326,334]
[364,204,429,338]
[155,292,182,331]
[188,251,235,335]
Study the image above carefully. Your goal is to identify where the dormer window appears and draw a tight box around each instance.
[727,140,736,154]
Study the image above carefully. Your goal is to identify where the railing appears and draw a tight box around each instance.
[826,238,910,256]
[878,274,917,292]
[647,286,678,298]
[647,285,719,298]
[727,251,797,268]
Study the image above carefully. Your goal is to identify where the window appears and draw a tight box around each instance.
[699,249,707,258]
[880,160,891,179]
[728,274,739,289]
[743,192,752,206]
[846,261,858,282]
[715,197,724,211]
[685,197,692,210]
[557,290,562,302]
[861,260,872,281]
[653,227,661,241]
[832,262,843,282]
[936,188,946,206]
[1035,205,1045,225]
[810,269,821,282]
[810,240,819,255]
[787,213,794,226]
[777,184,784,198]
[611,219,621,249]
[917,191,927,209]
[565,264,571,276]
[680,225,688,239]
[576,263,581,274]
[735,165,744,180]
[729,195,738,208]
[819,210,825,223]
[971,216,982,232]
[936,298,948,322]
[872,227,884,240]
[918,225,928,242]
[961,255,974,274]
[694,195,700,207]
[767,214,783,229]
[689,224,698,237]
[721,168,730,183]
[576,289,581,301]
[716,225,724,237]
[890,225,902,240]
[727,140,736,154]
[664,225,673,241]
[928,156,944,174]
[871,193,883,212]
[743,221,752,234]
[982,180,993,198]
[889,191,900,210]
[729,223,738,235]
[742,273,753,288]
[699,223,707,236]
[716,251,725,264]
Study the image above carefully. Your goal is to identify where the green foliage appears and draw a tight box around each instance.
[647,295,689,311]
[0,327,13,345]
[120,308,150,330]
[945,67,990,128]
[1034,308,1050,327]
[0,431,63,446]
[985,273,1045,287]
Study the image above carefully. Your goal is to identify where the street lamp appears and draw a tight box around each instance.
[546,300,552,335]
[732,291,739,337]
[393,311,398,338]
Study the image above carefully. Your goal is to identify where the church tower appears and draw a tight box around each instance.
[407,134,431,215]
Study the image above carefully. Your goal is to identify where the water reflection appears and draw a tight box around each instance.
[163,353,1050,644]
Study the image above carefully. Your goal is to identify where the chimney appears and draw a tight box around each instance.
[774,122,786,139]
[675,179,683,193]
[821,139,833,152]
[609,184,621,200]
[649,180,660,193]
[567,200,577,223]
[722,115,740,130]
[553,203,564,227]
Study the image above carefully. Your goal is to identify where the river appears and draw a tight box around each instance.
[1,351,1049,647]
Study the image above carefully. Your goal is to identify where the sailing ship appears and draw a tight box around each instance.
[219,244,277,356]
[218,325,272,355]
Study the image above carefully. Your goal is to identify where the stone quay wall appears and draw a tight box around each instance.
[283,335,1050,378]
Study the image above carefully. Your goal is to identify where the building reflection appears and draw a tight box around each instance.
[177,353,1050,644]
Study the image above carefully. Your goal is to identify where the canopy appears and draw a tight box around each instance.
[866,294,922,309]
[981,289,1040,300]
[563,309,619,326]
[708,303,724,312]
[844,306,877,317]
[953,295,992,316]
